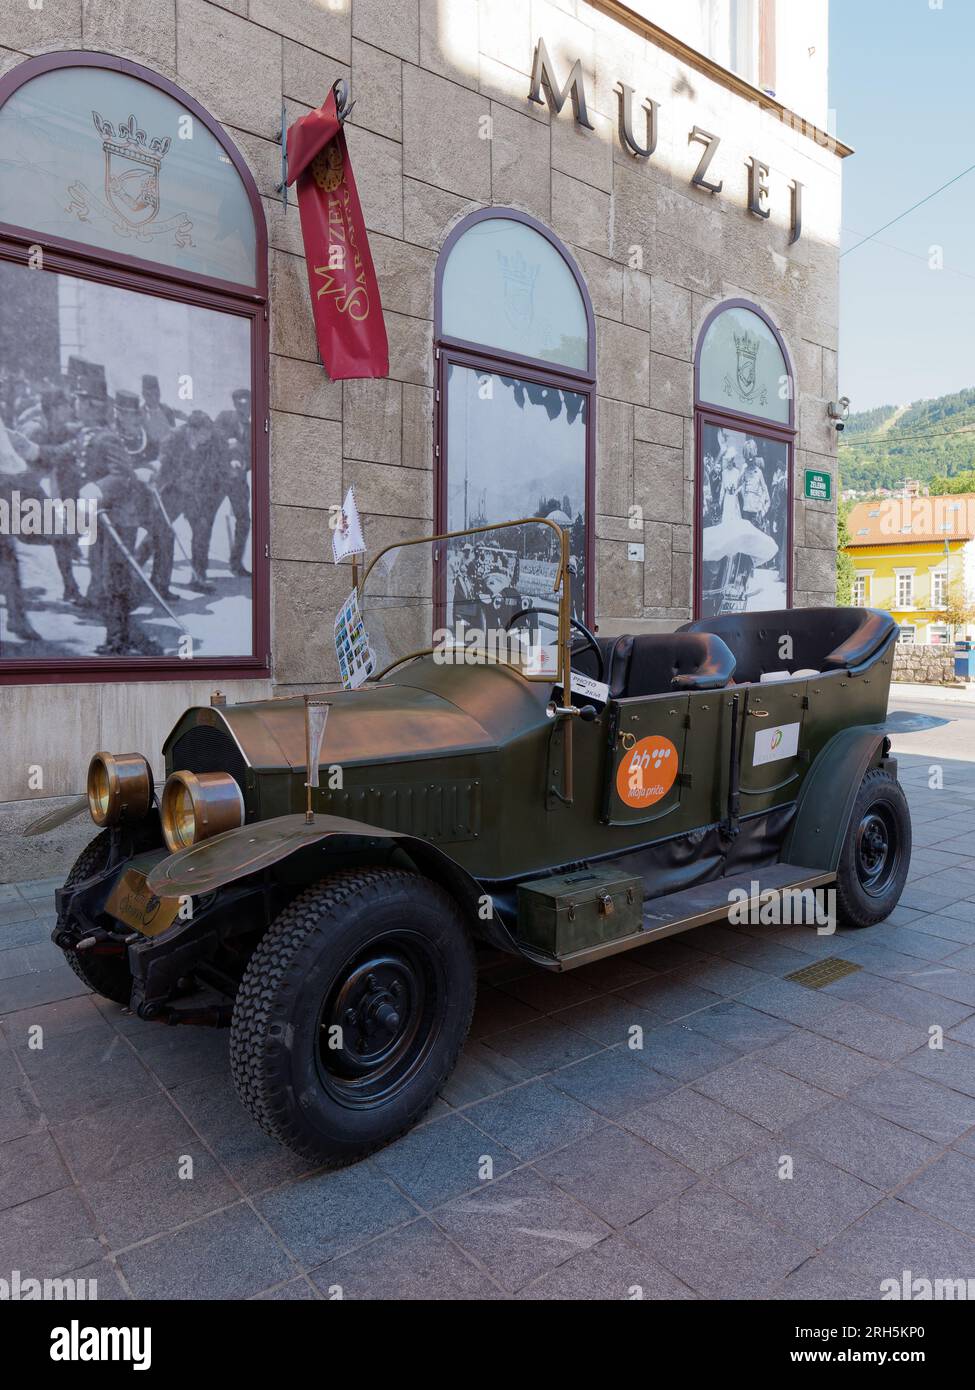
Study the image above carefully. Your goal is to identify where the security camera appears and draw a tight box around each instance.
[827,395,850,433]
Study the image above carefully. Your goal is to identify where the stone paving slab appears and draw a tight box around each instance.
[848,1068,975,1144]
[310,1217,502,1301]
[750,1029,886,1096]
[821,1198,975,1285]
[2,760,975,1299]
[466,1077,603,1160]
[783,1098,941,1191]
[620,1087,770,1175]
[713,1142,884,1246]
[532,1122,696,1227]
[117,1203,299,1301]
[626,1183,815,1299]
[431,1167,611,1294]
[514,1232,697,1300]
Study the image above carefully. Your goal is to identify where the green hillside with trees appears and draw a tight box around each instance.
[839,386,975,494]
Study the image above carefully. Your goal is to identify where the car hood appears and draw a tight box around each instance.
[164,659,550,772]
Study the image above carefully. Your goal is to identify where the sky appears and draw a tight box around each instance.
[830,0,975,411]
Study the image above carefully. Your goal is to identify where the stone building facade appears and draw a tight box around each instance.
[0,0,845,877]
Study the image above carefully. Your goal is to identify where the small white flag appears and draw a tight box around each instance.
[304,697,330,790]
[331,485,366,563]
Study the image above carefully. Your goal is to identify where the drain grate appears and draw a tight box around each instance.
[785,957,862,990]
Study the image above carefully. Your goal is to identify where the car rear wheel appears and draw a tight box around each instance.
[835,767,912,928]
[59,831,134,1006]
[229,867,476,1167]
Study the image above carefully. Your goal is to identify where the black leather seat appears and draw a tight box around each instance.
[677,607,897,684]
[604,632,736,699]
[570,636,617,685]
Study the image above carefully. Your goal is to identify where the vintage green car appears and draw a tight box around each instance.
[41,518,911,1166]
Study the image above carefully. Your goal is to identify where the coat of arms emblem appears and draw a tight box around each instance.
[734,328,758,398]
[66,111,193,247]
[311,145,344,193]
[724,328,768,408]
[96,112,168,231]
[497,250,539,331]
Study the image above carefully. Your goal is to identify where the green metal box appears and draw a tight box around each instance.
[516,867,644,957]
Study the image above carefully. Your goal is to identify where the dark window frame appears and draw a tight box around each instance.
[433,207,596,628]
[693,298,796,618]
[0,51,269,685]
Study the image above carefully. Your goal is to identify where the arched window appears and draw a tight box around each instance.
[0,53,268,682]
[693,299,795,618]
[434,209,595,631]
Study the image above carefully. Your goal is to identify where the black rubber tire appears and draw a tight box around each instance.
[59,831,133,1006]
[835,767,912,929]
[229,868,477,1167]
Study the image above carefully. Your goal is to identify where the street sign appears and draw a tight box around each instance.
[804,468,831,502]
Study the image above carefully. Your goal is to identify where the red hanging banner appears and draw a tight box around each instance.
[286,90,389,380]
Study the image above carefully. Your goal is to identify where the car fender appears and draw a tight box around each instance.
[144,812,518,952]
[783,725,893,872]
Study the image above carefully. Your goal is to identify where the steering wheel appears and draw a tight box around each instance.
[505,607,605,683]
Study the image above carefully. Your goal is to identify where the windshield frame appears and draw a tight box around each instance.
[356,515,570,686]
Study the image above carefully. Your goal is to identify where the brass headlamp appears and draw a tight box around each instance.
[87,752,153,828]
[160,770,244,854]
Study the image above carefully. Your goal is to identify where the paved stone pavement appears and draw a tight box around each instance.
[3,748,975,1300]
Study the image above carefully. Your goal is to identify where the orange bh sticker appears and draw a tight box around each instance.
[616,736,679,808]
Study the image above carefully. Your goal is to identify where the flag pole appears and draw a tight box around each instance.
[303,695,314,823]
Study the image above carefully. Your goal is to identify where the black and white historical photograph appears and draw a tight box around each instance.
[0,259,253,660]
[444,363,587,639]
[699,420,789,617]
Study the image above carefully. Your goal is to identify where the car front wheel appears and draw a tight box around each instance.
[835,766,912,928]
[229,867,476,1166]
[60,831,134,1006]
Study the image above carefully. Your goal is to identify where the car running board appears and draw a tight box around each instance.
[531,863,835,972]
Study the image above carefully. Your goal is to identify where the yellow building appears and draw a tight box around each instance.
[845,494,975,646]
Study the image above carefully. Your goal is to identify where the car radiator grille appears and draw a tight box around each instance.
[168,725,248,790]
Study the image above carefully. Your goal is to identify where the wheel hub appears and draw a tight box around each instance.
[328,955,417,1071]
[855,805,898,895]
[860,820,887,869]
[315,933,446,1108]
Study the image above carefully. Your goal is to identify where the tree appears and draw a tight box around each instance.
[942,579,975,642]
[931,469,975,494]
[838,385,975,493]
[836,497,855,607]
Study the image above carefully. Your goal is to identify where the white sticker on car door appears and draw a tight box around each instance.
[569,672,610,705]
[753,721,800,766]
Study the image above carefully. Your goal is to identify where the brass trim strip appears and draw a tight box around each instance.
[371,645,546,682]
[591,0,853,158]
[207,707,254,766]
[371,647,437,681]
